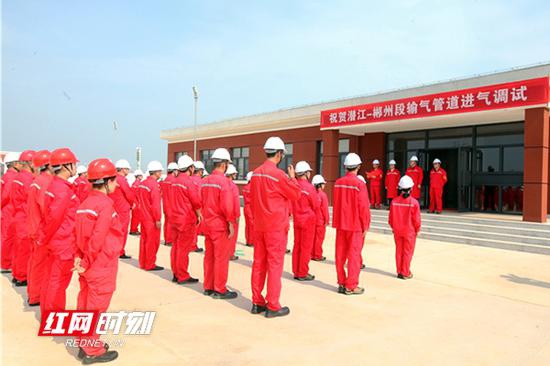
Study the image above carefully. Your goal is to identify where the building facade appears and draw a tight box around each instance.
[161,64,550,222]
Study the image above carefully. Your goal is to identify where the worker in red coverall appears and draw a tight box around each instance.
[11,150,36,286]
[385,159,400,207]
[406,155,423,201]
[129,169,144,235]
[73,165,90,202]
[108,159,136,258]
[366,159,383,209]
[311,174,329,262]
[73,158,122,364]
[170,155,201,284]
[1,152,22,273]
[291,161,319,281]
[333,153,371,295]
[242,171,254,247]
[160,162,178,246]
[189,161,206,252]
[39,148,79,322]
[224,164,241,261]
[26,150,54,306]
[250,137,301,318]
[429,158,448,214]
[136,161,164,271]
[200,149,237,299]
[389,175,421,279]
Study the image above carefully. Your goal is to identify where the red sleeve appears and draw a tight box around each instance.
[0,180,11,208]
[42,190,71,245]
[151,184,162,222]
[413,200,421,233]
[278,171,301,201]
[120,177,136,205]
[388,203,394,229]
[359,184,371,231]
[307,185,320,212]
[322,193,329,224]
[79,206,113,270]
[188,183,202,211]
[221,180,236,222]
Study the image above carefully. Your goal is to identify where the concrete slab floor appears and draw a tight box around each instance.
[2,222,550,366]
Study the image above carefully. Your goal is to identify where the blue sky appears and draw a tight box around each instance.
[2,0,550,166]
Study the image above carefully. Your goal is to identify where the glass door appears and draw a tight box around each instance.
[457,147,473,211]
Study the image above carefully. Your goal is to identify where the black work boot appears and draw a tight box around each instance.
[178,277,199,284]
[212,290,238,300]
[81,350,118,364]
[265,306,290,318]
[251,304,267,314]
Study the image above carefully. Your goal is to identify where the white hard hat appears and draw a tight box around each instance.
[193,161,205,170]
[263,137,287,152]
[358,175,366,183]
[167,162,178,171]
[76,165,87,174]
[211,148,232,162]
[311,174,326,185]
[372,159,380,165]
[3,152,21,164]
[246,171,253,182]
[115,159,131,169]
[389,159,396,165]
[409,156,419,162]
[398,175,415,189]
[134,169,144,176]
[344,153,362,167]
[295,161,312,174]
[147,160,164,173]
[177,155,194,170]
[203,170,209,176]
[225,164,238,176]
[433,158,441,164]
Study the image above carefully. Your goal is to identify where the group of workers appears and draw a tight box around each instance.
[0,137,431,364]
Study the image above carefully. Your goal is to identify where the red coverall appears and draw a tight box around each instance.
[108,174,135,256]
[242,183,254,245]
[332,173,371,290]
[250,160,301,311]
[160,173,176,244]
[291,178,319,278]
[136,176,162,270]
[385,169,400,200]
[312,189,329,260]
[73,175,91,203]
[190,174,203,250]
[40,176,79,320]
[228,179,241,256]
[1,167,18,270]
[201,170,236,294]
[366,168,383,208]
[389,195,421,277]
[170,173,201,281]
[11,170,35,282]
[130,178,141,232]
[27,172,54,303]
[75,190,123,356]
[406,165,424,199]
[429,168,447,213]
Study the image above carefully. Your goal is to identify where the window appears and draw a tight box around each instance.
[387,131,425,151]
[476,147,500,172]
[279,143,293,172]
[175,151,188,162]
[317,141,323,175]
[201,149,215,173]
[339,139,350,177]
[502,146,523,172]
[428,127,472,148]
[476,122,523,146]
[231,147,249,180]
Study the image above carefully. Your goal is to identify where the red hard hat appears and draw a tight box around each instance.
[50,148,78,166]
[19,150,36,162]
[33,150,51,168]
[87,158,117,182]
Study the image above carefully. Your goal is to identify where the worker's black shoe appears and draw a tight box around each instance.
[129,231,140,236]
[193,248,204,253]
[164,242,172,247]
[230,255,239,261]
[147,265,164,271]
[14,280,27,287]
[436,211,441,214]
[397,274,405,279]
[245,243,254,247]
[203,289,215,296]
[361,264,366,269]
[251,304,267,314]
[81,350,118,364]
[119,254,131,259]
[311,256,326,262]
[27,300,39,307]
[212,290,238,300]
[171,275,178,283]
[178,277,199,284]
[0,268,11,273]
[344,287,365,295]
[78,344,109,359]
[337,285,346,294]
[11,277,16,283]
[265,306,290,318]
[294,274,315,281]
[285,249,291,254]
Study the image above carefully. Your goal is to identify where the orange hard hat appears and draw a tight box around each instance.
[33,150,51,168]
[50,148,78,166]
[87,158,117,182]
[19,150,36,162]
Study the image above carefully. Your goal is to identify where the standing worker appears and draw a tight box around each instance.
[201,148,237,300]
[129,169,144,235]
[429,159,447,214]
[366,159,383,209]
[109,159,136,259]
[137,161,164,271]
[250,137,301,318]
[291,161,318,281]
[388,175,421,279]
[73,165,90,202]
[1,152,21,273]
[242,172,254,247]
[73,158,122,364]
[406,156,423,201]
[333,153,371,295]
[385,159,400,207]
[189,161,206,253]
[311,174,329,262]
[161,162,178,246]
[225,164,241,261]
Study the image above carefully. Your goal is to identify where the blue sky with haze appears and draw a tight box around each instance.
[2,0,550,166]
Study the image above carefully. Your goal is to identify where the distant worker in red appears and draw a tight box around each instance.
[161,162,178,246]
[385,159,400,207]
[242,171,254,247]
[129,169,144,235]
[311,174,329,262]
[73,165,90,202]
[108,159,136,259]
[366,159,383,209]
[11,150,36,286]
[250,137,301,318]
[389,175,421,279]
[73,158,122,364]
[40,148,79,320]
[429,158,447,214]
[1,152,21,273]
[201,148,237,300]
[225,164,241,261]
[137,161,164,271]
[333,153,371,295]
[190,161,206,252]
[291,161,319,281]
[406,156,423,201]
[26,150,54,306]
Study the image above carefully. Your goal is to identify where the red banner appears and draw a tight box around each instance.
[320,77,549,129]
